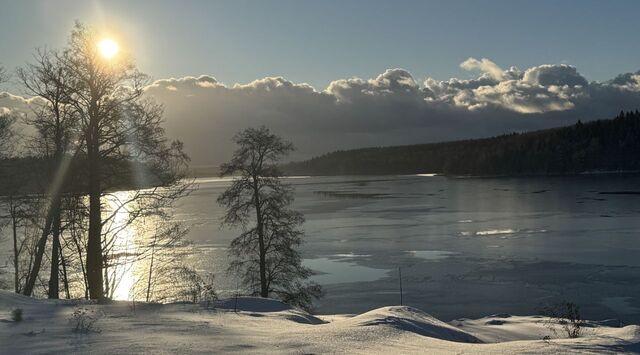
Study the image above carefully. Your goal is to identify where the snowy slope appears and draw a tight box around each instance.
[0,291,638,354]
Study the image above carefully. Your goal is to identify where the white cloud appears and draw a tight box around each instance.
[0,92,46,116]
[434,60,591,114]
[3,60,640,164]
[460,58,507,81]
[522,64,588,87]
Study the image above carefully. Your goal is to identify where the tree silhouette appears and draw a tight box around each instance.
[17,49,78,298]
[218,127,321,310]
[34,23,190,300]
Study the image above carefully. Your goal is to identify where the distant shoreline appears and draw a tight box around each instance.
[282,112,640,177]
[274,170,640,180]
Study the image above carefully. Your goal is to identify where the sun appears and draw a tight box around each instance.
[98,38,119,59]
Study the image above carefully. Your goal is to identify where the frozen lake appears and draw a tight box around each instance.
[183,174,640,322]
[2,174,640,323]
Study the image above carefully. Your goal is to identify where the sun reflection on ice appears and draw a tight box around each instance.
[106,191,138,300]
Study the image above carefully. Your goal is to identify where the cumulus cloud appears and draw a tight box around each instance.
[327,69,421,102]
[0,92,45,116]
[460,58,507,81]
[522,64,588,87]
[432,61,596,114]
[608,71,640,91]
[2,58,640,164]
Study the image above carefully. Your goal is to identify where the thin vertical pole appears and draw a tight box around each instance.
[399,267,403,306]
[234,277,239,313]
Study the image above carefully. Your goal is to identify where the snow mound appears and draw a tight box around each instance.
[453,314,640,345]
[2,291,639,354]
[602,324,640,340]
[216,297,293,313]
[0,290,38,307]
[341,306,481,343]
[215,296,324,324]
[0,290,62,307]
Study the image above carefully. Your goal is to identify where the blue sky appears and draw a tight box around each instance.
[2,1,640,164]
[1,0,639,89]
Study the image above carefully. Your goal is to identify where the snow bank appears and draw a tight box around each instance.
[1,291,639,354]
[452,314,640,344]
[214,296,324,324]
[216,297,293,313]
[341,306,481,343]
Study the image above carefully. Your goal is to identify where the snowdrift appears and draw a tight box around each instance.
[1,291,639,354]
[215,296,325,324]
[341,306,481,343]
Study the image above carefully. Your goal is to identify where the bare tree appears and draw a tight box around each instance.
[218,127,321,310]
[55,23,189,300]
[17,49,79,298]
[0,194,45,295]
[0,66,22,292]
[0,78,32,293]
[8,196,27,293]
[4,26,190,302]
[60,195,90,298]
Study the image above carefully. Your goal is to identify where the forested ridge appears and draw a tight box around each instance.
[0,157,165,196]
[284,111,640,176]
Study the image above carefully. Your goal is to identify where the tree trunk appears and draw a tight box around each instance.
[22,199,56,296]
[59,242,71,299]
[257,228,268,298]
[10,196,19,293]
[69,205,89,299]
[104,259,111,299]
[48,117,64,299]
[47,208,61,298]
[253,176,268,298]
[23,144,64,296]
[71,218,89,299]
[86,126,104,300]
[86,178,104,299]
[146,233,157,302]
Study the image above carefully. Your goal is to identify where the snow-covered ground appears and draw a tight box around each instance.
[0,291,638,354]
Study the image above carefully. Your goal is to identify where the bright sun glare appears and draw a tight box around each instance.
[98,38,119,59]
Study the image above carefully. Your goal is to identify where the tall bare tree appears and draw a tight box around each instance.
[218,127,321,310]
[5,26,189,301]
[18,49,78,298]
[55,23,189,300]
[4,195,42,295]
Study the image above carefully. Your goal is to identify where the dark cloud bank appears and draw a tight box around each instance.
[3,58,640,165]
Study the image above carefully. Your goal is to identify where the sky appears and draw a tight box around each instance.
[1,0,640,164]
[2,0,640,88]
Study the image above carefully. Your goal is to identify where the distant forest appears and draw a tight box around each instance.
[0,158,163,196]
[284,111,640,176]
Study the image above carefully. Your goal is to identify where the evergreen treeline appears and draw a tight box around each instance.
[0,157,168,196]
[284,111,640,176]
